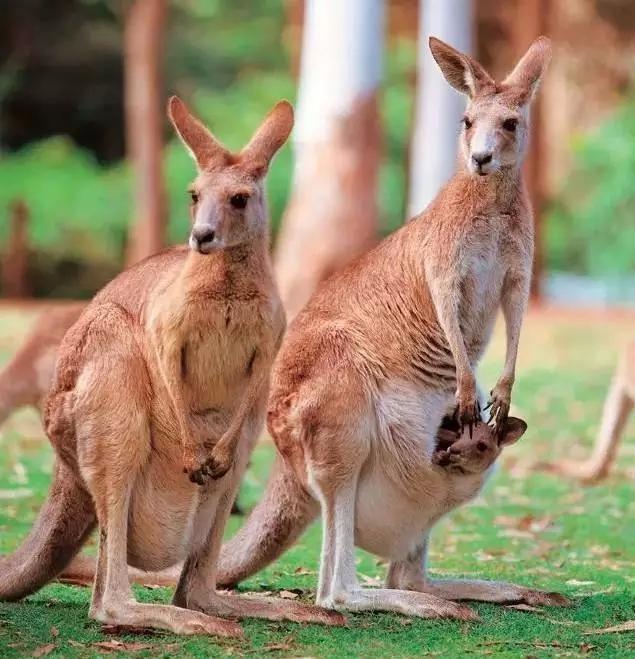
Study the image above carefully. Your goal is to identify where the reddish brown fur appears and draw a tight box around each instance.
[218,37,567,618]
[0,97,344,635]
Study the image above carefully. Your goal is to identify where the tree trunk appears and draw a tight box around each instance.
[513,0,548,300]
[408,0,474,217]
[2,200,30,298]
[124,0,167,266]
[275,0,385,320]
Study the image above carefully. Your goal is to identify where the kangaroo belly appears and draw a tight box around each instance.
[126,454,204,571]
[354,466,446,560]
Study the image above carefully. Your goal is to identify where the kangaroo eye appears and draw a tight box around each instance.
[230,193,249,210]
[477,441,488,452]
[462,116,473,130]
[502,118,518,132]
[189,190,199,204]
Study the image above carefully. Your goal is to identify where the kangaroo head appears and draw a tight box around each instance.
[433,417,528,474]
[168,97,294,254]
[429,36,551,178]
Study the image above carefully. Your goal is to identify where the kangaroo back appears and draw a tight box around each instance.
[216,454,318,587]
[0,459,95,601]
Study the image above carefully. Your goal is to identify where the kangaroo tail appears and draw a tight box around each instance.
[0,460,96,601]
[216,454,318,588]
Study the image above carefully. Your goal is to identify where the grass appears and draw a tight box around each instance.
[0,304,634,657]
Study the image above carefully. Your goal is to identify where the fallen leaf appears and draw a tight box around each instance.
[49,627,59,638]
[279,590,299,599]
[565,579,595,587]
[584,620,635,635]
[294,566,313,575]
[32,645,56,657]
[506,604,542,612]
[92,640,154,652]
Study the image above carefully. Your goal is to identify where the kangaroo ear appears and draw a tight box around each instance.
[429,36,495,98]
[502,36,552,104]
[167,96,228,170]
[498,417,528,447]
[240,100,294,175]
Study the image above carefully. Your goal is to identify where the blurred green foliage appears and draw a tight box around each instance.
[546,96,635,276]
[0,1,415,297]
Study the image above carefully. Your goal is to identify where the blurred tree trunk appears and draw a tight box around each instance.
[514,0,548,300]
[2,200,30,298]
[124,0,167,266]
[275,0,384,320]
[408,0,474,217]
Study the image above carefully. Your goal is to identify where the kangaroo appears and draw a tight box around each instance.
[215,36,569,618]
[0,303,84,425]
[0,97,343,635]
[431,415,526,473]
[544,341,634,483]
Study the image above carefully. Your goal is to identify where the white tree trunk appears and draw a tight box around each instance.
[408,0,473,217]
[275,0,385,320]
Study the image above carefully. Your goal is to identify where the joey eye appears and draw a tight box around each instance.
[189,190,199,204]
[477,441,488,452]
[502,118,518,132]
[230,193,249,209]
[462,116,473,130]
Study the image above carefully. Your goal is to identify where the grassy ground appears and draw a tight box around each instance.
[0,304,633,658]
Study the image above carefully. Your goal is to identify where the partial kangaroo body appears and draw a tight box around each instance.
[0,98,343,636]
[217,37,568,618]
[544,341,634,483]
[0,303,84,425]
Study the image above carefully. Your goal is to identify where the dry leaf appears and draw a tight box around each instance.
[92,639,154,652]
[584,620,635,635]
[294,566,313,575]
[506,604,542,612]
[32,645,56,657]
[49,627,59,638]
[279,590,299,599]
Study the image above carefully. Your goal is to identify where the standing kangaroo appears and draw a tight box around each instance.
[216,37,568,618]
[545,341,635,483]
[0,97,343,635]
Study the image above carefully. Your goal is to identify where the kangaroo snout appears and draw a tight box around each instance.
[471,151,493,175]
[190,225,220,254]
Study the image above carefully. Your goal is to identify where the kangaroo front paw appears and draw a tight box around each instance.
[454,388,481,436]
[486,382,512,432]
[185,455,232,485]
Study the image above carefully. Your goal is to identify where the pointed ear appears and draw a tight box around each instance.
[502,36,552,104]
[167,96,228,170]
[498,417,528,447]
[240,100,294,175]
[429,36,495,98]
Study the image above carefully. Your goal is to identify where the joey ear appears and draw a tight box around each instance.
[167,96,229,170]
[502,36,552,104]
[240,100,294,175]
[498,417,528,447]
[429,36,495,98]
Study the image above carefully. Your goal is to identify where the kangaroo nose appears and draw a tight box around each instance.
[190,226,216,253]
[472,152,493,167]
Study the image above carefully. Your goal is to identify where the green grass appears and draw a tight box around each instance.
[0,305,633,657]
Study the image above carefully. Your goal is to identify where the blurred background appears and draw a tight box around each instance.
[0,0,634,307]
[1,3,634,655]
